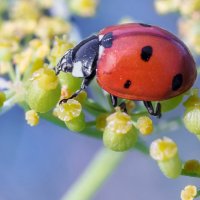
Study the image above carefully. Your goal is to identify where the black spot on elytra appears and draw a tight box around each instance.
[139,23,152,27]
[101,32,113,48]
[124,80,131,89]
[141,46,153,62]
[172,74,183,91]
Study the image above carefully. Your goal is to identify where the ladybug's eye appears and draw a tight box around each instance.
[101,32,113,48]
[172,73,183,91]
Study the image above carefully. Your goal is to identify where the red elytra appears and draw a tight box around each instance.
[96,23,197,101]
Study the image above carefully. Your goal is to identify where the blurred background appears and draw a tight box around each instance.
[0,0,200,199]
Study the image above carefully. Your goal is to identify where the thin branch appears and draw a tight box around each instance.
[61,148,125,200]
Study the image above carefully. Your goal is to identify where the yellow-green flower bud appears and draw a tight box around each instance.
[0,92,6,107]
[11,0,40,20]
[183,160,200,175]
[106,110,133,134]
[184,108,200,135]
[55,99,86,132]
[154,0,180,14]
[48,36,74,66]
[58,72,82,94]
[183,89,200,135]
[150,137,182,178]
[68,0,98,17]
[65,112,86,132]
[55,99,81,121]
[26,68,61,113]
[96,113,109,131]
[74,91,87,104]
[36,17,71,39]
[103,110,138,151]
[25,110,39,126]
[136,116,153,135]
[181,185,197,200]
[180,0,200,15]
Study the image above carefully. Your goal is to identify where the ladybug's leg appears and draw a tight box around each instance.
[143,101,162,118]
[119,102,127,113]
[59,74,95,104]
[155,102,162,118]
[110,95,127,113]
[110,95,118,107]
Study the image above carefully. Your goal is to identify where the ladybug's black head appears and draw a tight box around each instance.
[55,34,99,78]
[54,49,73,75]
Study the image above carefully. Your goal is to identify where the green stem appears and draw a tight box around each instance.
[0,96,17,115]
[39,110,149,153]
[8,64,16,82]
[86,120,96,127]
[135,138,149,155]
[83,98,107,116]
[39,111,103,138]
[131,111,148,120]
[61,147,125,200]
[90,80,111,111]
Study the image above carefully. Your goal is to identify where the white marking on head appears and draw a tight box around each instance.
[98,35,106,59]
[99,35,104,41]
[72,61,84,77]
[98,45,105,59]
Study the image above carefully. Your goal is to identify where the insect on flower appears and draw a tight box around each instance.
[54,23,197,118]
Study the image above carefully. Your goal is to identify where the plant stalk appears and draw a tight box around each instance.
[61,147,125,200]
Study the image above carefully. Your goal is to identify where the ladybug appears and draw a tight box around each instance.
[54,23,197,118]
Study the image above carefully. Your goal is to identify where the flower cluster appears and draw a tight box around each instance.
[0,0,96,134]
[154,0,200,196]
[154,0,200,55]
